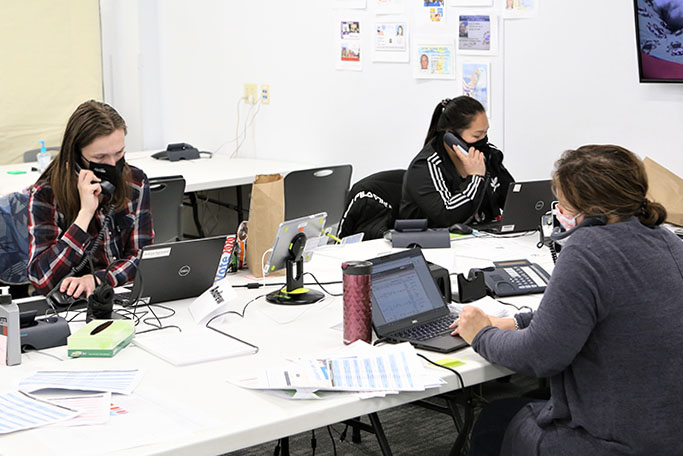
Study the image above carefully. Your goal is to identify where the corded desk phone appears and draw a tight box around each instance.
[484,259,550,297]
[152,143,200,161]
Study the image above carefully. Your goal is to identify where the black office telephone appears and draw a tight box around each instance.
[152,143,201,161]
[484,259,551,297]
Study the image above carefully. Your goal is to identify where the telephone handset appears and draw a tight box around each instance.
[444,132,470,156]
[74,162,115,195]
[484,259,551,297]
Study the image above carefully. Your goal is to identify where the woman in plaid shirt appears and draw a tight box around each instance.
[27,100,154,299]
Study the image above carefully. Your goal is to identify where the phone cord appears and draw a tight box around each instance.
[71,204,115,274]
[549,242,558,264]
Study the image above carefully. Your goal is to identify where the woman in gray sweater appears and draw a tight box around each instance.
[452,145,683,456]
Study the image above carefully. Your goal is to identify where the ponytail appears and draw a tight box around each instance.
[424,102,447,145]
[424,96,485,146]
[637,199,667,226]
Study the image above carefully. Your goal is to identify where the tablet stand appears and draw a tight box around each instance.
[266,233,324,305]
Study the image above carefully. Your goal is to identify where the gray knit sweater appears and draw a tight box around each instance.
[472,217,683,455]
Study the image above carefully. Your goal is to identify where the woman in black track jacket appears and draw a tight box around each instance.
[400,96,514,228]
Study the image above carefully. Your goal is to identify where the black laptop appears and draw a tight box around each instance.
[369,249,467,353]
[475,180,554,234]
[121,235,226,305]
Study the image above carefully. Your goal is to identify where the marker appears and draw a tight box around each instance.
[7,170,27,175]
[323,231,342,244]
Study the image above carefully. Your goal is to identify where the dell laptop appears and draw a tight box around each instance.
[369,249,467,353]
[121,235,226,306]
[475,179,554,234]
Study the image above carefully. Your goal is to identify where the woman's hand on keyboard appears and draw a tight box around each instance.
[449,305,492,344]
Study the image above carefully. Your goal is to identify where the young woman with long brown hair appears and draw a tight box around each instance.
[27,100,154,299]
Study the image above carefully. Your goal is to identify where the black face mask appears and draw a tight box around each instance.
[467,135,489,151]
[87,156,125,186]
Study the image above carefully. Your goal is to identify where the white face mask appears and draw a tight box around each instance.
[553,203,582,232]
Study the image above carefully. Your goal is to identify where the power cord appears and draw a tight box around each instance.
[203,294,264,352]
[303,272,343,297]
[496,300,533,313]
[327,426,338,455]
[416,353,465,390]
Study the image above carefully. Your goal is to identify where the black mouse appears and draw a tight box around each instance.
[449,223,473,235]
[48,290,86,308]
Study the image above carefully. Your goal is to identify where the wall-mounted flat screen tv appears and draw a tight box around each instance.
[634,0,683,82]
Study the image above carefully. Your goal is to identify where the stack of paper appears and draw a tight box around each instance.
[230,341,444,397]
[19,369,144,395]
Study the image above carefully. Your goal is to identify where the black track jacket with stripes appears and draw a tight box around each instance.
[399,134,513,228]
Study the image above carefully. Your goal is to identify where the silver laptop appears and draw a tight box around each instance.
[475,179,554,234]
[370,249,467,353]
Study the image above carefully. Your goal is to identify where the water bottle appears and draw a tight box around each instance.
[342,261,373,345]
[37,140,51,172]
[0,287,21,366]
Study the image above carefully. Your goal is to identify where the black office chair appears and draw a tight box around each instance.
[337,169,405,240]
[283,165,352,228]
[148,176,186,243]
[23,146,60,163]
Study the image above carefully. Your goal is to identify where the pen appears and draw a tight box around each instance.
[7,170,27,175]
[323,231,342,244]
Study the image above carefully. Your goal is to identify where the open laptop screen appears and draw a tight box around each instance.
[371,250,446,327]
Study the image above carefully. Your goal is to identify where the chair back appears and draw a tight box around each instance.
[0,192,30,285]
[148,176,186,243]
[23,147,60,163]
[284,165,352,227]
[337,169,406,240]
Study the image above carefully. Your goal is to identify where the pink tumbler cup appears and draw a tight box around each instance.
[342,261,373,345]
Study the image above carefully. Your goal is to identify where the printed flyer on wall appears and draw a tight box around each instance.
[414,40,455,79]
[460,59,491,115]
[502,0,538,19]
[375,0,404,15]
[420,0,446,25]
[373,18,409,62]
[337,19,363,71]
[456,13,498,55]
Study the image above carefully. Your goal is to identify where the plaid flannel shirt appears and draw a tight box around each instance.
[27,166,154,295]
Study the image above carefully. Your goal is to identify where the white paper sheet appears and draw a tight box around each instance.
[134,327,257,366]
[0,391,79,434]
[19,369,144,395]
[188,277,238,325]
[46,392,111,427]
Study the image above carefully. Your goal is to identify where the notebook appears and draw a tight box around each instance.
[474,179,554,234]
[369,249,467,353]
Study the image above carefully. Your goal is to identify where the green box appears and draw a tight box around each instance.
[67,320,135,358]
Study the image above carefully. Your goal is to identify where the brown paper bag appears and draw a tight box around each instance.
[246,174,285,277]
[643,157,683,226]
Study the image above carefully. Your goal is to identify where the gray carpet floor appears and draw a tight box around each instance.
[226,374,540,456]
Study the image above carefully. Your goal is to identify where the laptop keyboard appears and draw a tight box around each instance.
[393,314,457,341]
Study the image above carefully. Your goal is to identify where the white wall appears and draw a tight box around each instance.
[102,0,683,185]
[504,1,683,180]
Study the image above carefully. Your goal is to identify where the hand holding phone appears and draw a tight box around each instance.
[444,132,469,156]
[444,132,486,176]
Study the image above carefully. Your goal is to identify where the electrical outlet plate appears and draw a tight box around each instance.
[261,84,270,105]
[243,83,258,104]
